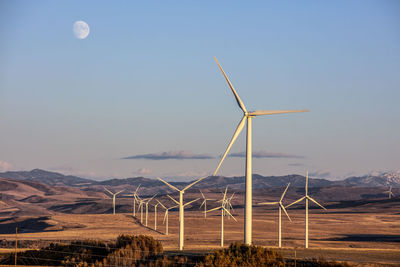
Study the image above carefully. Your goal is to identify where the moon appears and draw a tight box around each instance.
[73,21,90,39]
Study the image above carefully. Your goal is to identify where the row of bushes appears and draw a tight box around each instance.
[0,235,350,266]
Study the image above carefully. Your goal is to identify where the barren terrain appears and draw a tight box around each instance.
[0,201,399,265]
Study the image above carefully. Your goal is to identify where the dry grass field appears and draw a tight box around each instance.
[0,203,399,266]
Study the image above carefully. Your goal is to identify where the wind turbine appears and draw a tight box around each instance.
[104,187,124,215]
[199,190,215,219]
[286,171,326,248]
[206,187,237,247]
[153,201,160,231]
[158,176,205,250]
[383,186,395,199]
[144,194,157,227]
[124,184,141,217]
[157,200,178,235]
[258,183,292,248]
[212,57,309,245]
[137,198,146,224]
[225,192,235,220]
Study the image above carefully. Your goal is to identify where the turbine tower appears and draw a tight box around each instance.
[144,194,157,227]
[212,57,309,245]
[258,183,292,248]
[206,186,237,247]
[153,200,160,231]
[157,200,178,235]
[158,176,205,250]
[286,171,326,248]
[104,187,124,215]
[383,186,395,199]
[137,198,146,224]
[199,190,215,219]
[124,184,141,217]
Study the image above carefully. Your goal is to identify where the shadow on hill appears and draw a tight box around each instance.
[49,201,108,214]
[128,215,164,235]
[323,198,399,210]
[327,234,400,243]
[0,216,57,234]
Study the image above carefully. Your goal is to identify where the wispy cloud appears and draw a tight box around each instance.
[309,169,331,178]
[133,168,152,175]
[288,163,305,166]
[0,160,12,172]
[229,150,304,159]
[122,150,214,160]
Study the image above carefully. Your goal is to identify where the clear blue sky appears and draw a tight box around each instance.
[1,0,399,181]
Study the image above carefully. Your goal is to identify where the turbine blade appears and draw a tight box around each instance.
[222,207,237,222]
[280,204,292,222]
[213,115,246,176]
[103,187,113,195]
[286,196,306,208]
[200,200,206,208]
[158,177,180,192]
[200,190,205,199]
[223,186,228,201]
[157,200,166,209]
[206,206,221,213]
[115,189,125,195]
[183,176,208,191]
[163,211,168,224]
[167,195,179,205]
[146,194,157,203]
[184,198,200,207]
[214,57,247,113]
[169,205,179,210]
[258,202,279,205]
[135,184,141,193]
[280,183,290,202]
[249,109,309,116]
[308,196,327,211]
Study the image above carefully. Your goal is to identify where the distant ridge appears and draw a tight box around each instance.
[0,169,94,187]
[1,169,399,191]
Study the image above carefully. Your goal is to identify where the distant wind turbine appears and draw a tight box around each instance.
[153,201,159,231]
[104,187,124,215]
[199,190,215,219]
[212,57,309,245]
[124,184,141,217]
[206,186,237,247]
[144,194,157,227]
[158,176,204,250]
[383,186,395,199]
[286,171,326,248]
[258,183,292,248]
[157,200,178,235]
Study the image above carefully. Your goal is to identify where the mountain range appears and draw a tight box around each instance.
[0,169,398,217]
[1,169,399,190]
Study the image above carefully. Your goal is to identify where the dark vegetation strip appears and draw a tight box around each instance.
[0,235,350,266]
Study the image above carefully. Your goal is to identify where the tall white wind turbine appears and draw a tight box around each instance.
[286,171,326,248]
[157,200,178,235]
[199,190,215,219]
[206,187,237,247]
[383,186,395,199]
[258,183,292,248]
[158,176,204,250]
[104,187,125,215]
[212,57,309,245]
